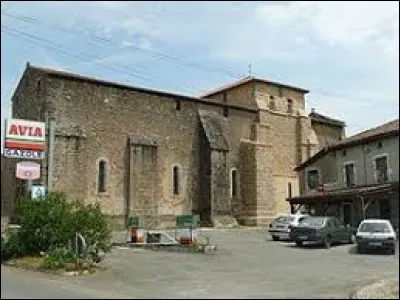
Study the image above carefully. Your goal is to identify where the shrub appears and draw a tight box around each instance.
[1,235,4,261]
[14,192,74,255]
[43,247,76,270]
[70,202,111,262]
[7,192,112,265]
[1,232,25,261]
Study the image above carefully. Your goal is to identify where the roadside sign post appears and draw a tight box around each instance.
[31,185,46,200]
[3,118,47,203]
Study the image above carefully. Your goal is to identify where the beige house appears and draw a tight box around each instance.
[288,119,399,229]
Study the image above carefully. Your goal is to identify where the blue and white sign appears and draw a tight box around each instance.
[31,185,46,200]
[4,148,46,160]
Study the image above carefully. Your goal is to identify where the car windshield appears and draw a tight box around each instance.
[275,216,295,223]
[299,217,325,227]
[359,222,391,233]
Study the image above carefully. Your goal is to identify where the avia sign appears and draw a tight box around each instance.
[4,119,46,152]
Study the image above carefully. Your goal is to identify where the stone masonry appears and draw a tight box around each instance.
[2,63,346,229]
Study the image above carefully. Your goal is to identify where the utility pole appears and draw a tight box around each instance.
[47,118,55,192]
[45,111,56,193]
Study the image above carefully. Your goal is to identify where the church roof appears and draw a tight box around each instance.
[309,111,346,128]
[200,76,309,98]
[198,110,229,151]
[24,63,258,113]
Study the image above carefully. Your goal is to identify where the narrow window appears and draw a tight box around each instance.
[307,169,319,190]
[269,96,275,110]
[231,169,238,197]
[375,156,388,183]
[377,141,382,148]
[173,165,180,195]
[344,163,355,187]
[223,92,227,102]
[223,107,229,117]
[36,79,42,92]
[342,150,347,156]
[287,99,293,114]
[176,100,181,111]
[288,182,292,198]
[98,160,107,193]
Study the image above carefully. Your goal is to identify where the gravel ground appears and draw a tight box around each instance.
[351,277,399,299]
[2,228,399,299]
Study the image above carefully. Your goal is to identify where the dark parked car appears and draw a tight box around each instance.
[290,216,357,248]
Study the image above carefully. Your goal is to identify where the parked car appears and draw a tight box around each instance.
[356,219,397,255]
[268,214,309,241]
[290,216,356,248]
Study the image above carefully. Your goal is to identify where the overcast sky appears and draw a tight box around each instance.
[1,1,399,141]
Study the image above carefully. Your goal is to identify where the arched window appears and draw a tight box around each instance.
[176,100,181,111]
[288,182,292,198]
[98,159,107,193]
[268,97,276,110]
[223,107,229,117]
[173,165,180,195]
[231,168,238,198]
[287,99,293,114]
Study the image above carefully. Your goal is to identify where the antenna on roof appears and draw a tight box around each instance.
[248,63,252,77]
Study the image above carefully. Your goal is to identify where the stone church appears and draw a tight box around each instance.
[2,63,346,229]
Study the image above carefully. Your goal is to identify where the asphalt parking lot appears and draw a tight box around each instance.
[2,228,399,299]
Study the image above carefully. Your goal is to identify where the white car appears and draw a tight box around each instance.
[356,219,397,255]
[268,214,309,241]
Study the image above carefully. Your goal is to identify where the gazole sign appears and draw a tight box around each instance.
[4,119,46,159]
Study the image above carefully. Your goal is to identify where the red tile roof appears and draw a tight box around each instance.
[295,118,399,171]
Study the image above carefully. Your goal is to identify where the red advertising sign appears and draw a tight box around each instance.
[5,119,46,151]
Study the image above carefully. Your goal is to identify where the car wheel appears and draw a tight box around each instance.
[272,235,279,241]
[323,236,331,249]
[295,240,303,247]
[348,234,356,244]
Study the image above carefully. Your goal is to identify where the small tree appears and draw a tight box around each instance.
[70,201,112,262]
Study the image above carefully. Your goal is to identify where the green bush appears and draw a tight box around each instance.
[14,193,74,255]
[1,235,5,261]
[43,247,76,270]
[4,192,112,265]
[1,232,25,261]
[71,202,111,258]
